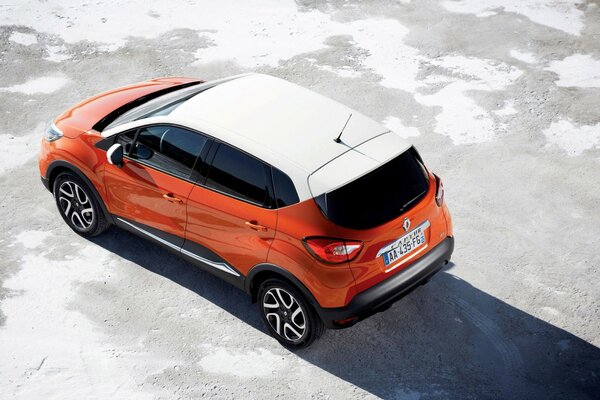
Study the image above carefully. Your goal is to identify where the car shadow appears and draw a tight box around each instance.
[89,228,600,399]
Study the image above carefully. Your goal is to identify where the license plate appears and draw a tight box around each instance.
[379,222,429,267]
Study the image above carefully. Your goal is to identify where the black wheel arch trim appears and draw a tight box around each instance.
[44,160,112,224]
[246,263,325,317]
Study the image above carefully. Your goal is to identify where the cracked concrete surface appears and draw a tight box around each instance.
[0,1,599,399]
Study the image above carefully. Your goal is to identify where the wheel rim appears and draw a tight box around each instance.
[58,181,95,231]
[262,288,306,342]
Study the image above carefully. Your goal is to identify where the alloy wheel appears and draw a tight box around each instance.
[262,288,306,342]
[58,180,95,231]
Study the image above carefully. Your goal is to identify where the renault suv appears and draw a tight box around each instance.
[39,73,454,348]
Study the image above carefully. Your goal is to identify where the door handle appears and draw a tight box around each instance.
[245,220,268,232]
[162,193,183,203]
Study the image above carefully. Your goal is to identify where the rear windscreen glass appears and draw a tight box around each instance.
[316,147,429,230]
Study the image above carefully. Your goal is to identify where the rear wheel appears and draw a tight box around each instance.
[53,172,109,237]
[258,278,324,348]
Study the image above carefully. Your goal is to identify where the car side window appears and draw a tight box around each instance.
[116,129,136,154]
[205,144,272,207]
[123,125,208,180]
[272,168,299,207]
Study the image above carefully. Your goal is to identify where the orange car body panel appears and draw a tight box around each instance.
[267,173,449,308]
[54,77,200,136]
[39,133,107,203]
[268,199,359,308]
[39,78,200,205]
[104,158,193,241]
[186,184,278,275]
[39,77,454,320]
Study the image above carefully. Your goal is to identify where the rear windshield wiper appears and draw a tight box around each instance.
[402,189,427,210]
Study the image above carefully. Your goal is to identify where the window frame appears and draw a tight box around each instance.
[98,124,298,210]
[201,142,276,209]
[114,124,213,184]
[315,146,431,230]
[271,167,300,208]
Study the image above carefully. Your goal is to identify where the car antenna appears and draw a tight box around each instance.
[334,113,352,143]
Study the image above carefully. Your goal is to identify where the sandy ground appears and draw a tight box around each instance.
[1,1,600,399]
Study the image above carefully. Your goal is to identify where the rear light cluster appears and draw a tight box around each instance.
[434,174,444,207]
[303,237,363,264]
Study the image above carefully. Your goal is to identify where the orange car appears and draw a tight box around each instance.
[39,74,454,348]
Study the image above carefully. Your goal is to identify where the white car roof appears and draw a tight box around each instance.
[102,74,412,201]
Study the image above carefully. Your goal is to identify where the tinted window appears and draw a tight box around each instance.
[272,168,299,207]
[317,148,429,230]
[116,129,136,154]
[100,76,241,131]
[127,125,207,179]
[206,144,272,206]
[101,82,203,131]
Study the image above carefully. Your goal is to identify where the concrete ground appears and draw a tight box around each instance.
[1,1,599,399]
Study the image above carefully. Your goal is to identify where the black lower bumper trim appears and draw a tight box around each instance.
[41,176,51,191]
[317,236,454,329]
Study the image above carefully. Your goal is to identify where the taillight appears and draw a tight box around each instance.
[302,237,363,264]
[434,174,444,206]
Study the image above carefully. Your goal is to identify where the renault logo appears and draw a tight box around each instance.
[403,218,411,232]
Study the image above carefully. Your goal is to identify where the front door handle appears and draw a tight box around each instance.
[163,193,183,203]
[245,220,268,232]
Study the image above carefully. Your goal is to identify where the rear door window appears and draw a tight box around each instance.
[205,143,273,207]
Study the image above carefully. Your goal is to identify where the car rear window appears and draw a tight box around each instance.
[315,147,429,230]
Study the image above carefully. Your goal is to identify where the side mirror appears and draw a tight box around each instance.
[134,143,153,160]
[107,143,124,167]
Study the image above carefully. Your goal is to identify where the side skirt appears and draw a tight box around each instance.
[114,216,246,290]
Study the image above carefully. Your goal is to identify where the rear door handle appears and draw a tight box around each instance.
[163,193,183,203]
[245,220,268,232]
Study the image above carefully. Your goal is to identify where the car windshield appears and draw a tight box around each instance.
[315,147,429,230]
[101,75,245,131]
[103,83,208,131]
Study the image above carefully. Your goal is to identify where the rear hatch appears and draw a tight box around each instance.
[308,133,449,294]
[54,77,200,138]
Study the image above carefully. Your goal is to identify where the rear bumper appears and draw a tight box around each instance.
[317,236,454,328]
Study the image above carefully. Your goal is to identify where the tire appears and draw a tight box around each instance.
[53,172,110,237]
[257,278,324,349]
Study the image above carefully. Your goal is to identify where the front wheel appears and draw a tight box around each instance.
[53,172,109,237]
[258,278,324,348]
